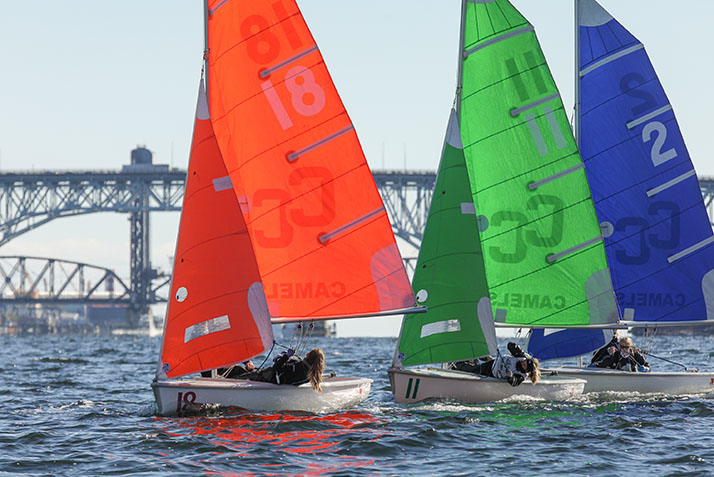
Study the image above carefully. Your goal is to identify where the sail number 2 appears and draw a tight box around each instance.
[620,73,678,167]
[241,2,327,130]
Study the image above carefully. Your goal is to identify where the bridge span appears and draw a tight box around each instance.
[2,161,714,325]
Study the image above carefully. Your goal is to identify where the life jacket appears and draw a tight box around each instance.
[492,356,527,382]
[616,351,638,371]
[275,356,309,385]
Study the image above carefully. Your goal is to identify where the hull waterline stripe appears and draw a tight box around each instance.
[580,44,644,77]
[213,175,233,192]
[260,45,319,79]
[288,125,354,162]
[319,206,385,244]
[646,170,695,197]
[209,0,231,15]
[668,236,714,263]
[626,105,672,130]
[510,93,560,117]
[464,26,534,58]
[529,164,584,190]
[547,236,603,263]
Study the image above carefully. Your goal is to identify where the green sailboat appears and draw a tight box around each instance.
[389,0,616,404]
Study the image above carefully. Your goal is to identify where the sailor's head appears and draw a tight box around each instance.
[517,357,540,384]
[517,358,536,374]
[619,337,633,352]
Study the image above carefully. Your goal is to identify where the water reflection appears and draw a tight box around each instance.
[153,409,384,474]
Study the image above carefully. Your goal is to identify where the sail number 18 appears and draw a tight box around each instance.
[176,391,196,413]
[241,2,327,130]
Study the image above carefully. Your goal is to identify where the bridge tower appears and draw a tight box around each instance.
[126,147,159,326]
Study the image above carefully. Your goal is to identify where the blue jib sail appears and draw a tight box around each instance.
[528,0,714,361]
[527,329,608,362]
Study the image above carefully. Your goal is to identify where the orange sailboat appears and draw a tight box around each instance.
[152,0,420,415]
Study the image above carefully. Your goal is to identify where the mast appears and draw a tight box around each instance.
[203,0,209,100]
[574,0,581,148]
[455,0,467,118]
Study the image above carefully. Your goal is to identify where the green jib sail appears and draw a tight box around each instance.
[459,0,618,327]
[395,110,496,366]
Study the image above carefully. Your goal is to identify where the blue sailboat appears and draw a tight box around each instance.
[527,0,714,394]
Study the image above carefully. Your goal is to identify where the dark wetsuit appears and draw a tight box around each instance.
[590,337,619,365]
[453,343,529,386]
[244,351,310,386]
[596,349,649,371]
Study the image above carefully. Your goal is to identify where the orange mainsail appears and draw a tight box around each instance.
[206,0,415,319]
[158,81,273,378]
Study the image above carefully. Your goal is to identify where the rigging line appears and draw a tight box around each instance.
[288,322,299,351]
[256,341,276,372]
[639,349,695,372]
[298,322,315,357]
[294,323,304,354]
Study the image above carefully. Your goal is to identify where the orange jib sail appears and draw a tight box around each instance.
[206,0,414,319]
[158,81,273,379]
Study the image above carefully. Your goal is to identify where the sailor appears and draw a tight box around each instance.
[590,331,620,366]
[594,337,650,372]
[246,348,326,392]
[453,342,540,386]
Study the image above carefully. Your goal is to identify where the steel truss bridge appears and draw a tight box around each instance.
[0,168,437,322]
[3,168,714,322]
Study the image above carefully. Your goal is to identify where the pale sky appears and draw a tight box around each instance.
[1,1,712,336]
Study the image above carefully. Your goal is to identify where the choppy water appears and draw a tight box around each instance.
[2,333,714,475]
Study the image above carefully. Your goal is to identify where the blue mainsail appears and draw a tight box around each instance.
[578,0,714,324]
[528,0,714,360]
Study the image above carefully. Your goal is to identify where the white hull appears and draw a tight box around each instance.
[544,367,714,395]
[152,376,372,416]
[388,367,585,404]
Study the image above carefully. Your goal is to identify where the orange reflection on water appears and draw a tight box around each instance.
[155,409,383,474]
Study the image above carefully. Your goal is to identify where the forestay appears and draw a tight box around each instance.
[459,0,618,328]
[205,0,415,321]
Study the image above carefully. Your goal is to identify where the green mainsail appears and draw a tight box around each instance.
[459,0,617,327]
[395,110,496,366]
